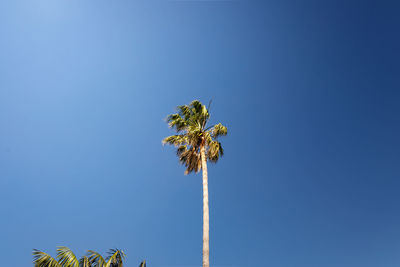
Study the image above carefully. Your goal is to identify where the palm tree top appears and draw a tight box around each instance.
[163,100,227,174]
[33,247,127,267]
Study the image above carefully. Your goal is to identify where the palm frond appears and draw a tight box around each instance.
[139,260,146,267]
[203,131,213,144]
[210,123,227,138]
[177,105,191,121]
[176,145,201,175]
[186,130,202,147]
[184,148,201,174]
[105,249,126,267]
[190,100,203,115]
[88,250,106,267]
[207,141,223,163]
[57,246,80,267]
[33,250,62,267]
[162,135,188,146]
[176,145,187,156]
[80,256,92,267]
[190,100,209,129]
[166,113,187,132]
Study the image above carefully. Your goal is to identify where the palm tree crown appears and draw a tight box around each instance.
[33,247,127,267]
[162,100,227,174]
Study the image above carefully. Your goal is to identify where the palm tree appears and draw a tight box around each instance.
[33,247,127,267]
[88,249,126,267]
[162,100,227,267]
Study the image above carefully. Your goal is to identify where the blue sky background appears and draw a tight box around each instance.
[0,0,399,266]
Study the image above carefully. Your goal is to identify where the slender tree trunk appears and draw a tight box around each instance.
[200,145,210,267]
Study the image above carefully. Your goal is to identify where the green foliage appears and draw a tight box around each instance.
[87,250,106,267]
[79,256,92,267]
[33,247,132,267]
[163,100,227,174]
[33,250,62,267]
[104,249,126,267]
[57,246,80,267]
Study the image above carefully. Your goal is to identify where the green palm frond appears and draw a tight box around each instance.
[177,105,191,121]
[79,256,92,267]
[105,249,126,267]
[162,135,188,146]
[88,250,106,267]
[176,100,209,130]
[207,141,223,163]
[166,113,187,132]
[57,246,80,267]
[33,250,62,267]
[210,123,227,138]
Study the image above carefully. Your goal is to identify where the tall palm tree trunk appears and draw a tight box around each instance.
[200,145,210,267]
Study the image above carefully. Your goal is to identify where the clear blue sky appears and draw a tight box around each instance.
[0,0,399,266]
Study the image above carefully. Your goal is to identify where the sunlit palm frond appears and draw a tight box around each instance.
[166,113,187,132]
[189,100,209,129]
[177,105,191,121]
[57,246,80,267]
[162,135,188,146]
[210,123,227,138]
[190,100,202,111]
[190,100,206,121]
[79,256,92,267]
[88,250,106,267]
[105,249,126,267]
[139,260,146,267]
[176,100,209,130]
[207,141,224,163]
[33,250,62,267]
